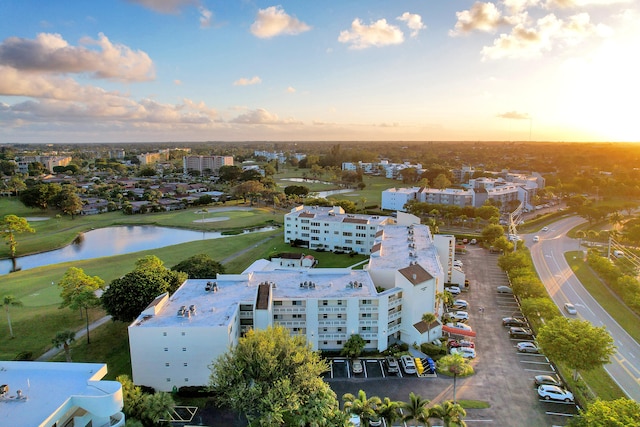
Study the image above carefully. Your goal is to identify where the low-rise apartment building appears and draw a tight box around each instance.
[129,214,459,391]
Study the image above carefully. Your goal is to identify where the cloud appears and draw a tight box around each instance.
[286,86,296,93]
[126,0,197,14]
[397,12,426,38]
[0,32,154,82]
[229,108,302,124]
[233,76,262,86]
[174,79,182,85]
[450,2,508,35]
[503,0,541,14]
[338,18,405,49]
[199,6,212,28]
[497,111,531,119]
[481,12,607,59]
[544,0,632,8]
[250,6,311,39]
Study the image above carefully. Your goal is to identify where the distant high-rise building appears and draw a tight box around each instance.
[183,155,234,175]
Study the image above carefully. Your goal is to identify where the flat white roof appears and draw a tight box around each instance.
[131,267,377,329]
[286,205,390,225]
[368,225,442,277]
[0,361,110,427]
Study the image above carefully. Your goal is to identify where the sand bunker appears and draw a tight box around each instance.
[193,217,229,223]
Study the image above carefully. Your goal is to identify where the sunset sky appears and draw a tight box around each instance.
[1,0,638,143]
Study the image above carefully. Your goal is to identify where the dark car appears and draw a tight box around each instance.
[534,375,562,388]
[502,317,527,327]
[509,327,534,339]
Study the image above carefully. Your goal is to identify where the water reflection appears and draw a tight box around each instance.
[1,225,275,275]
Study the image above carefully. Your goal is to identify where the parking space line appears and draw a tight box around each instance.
[525,368,556,373]
[520,361,553,365]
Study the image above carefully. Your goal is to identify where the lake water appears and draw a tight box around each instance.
[1,225,275,275]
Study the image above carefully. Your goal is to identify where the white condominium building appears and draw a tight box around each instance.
[182,155,234,175]
[129,216,460,391]
[0,361,125,427]
[283,205,393,254]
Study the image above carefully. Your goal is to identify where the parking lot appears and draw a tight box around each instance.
[327,245,579,426]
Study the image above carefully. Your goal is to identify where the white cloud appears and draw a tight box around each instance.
[481,12,607,59]
[174,79,182,85]
[229,108,302,124]
[338,18,405,49]
[199,6,212,28]
[397,12,426,38]
[0,32,155,82]
[286,86,296,93]
[497,111,531,119]
[450,2,508,35]
[503,0,541,14]
[250,6,311,39]
[233,76,262,86]
[544,0,632,8]
[126,0,197,14]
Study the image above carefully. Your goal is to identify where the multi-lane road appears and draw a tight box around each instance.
[528,216,640,400]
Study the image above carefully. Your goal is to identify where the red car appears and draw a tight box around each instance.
[448,339,475,349]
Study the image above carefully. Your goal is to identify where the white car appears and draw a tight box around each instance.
[445,311,469,322]
[516,342,540,353]
[400,355,417,374]
[453,260,463,267]
[351,359,363,374]
[564,303,577,315]
[450,346,476,358]
[533,236,540,242]
[349,413,361,426]
[452,299,469,309]
[446,322,473,332]
[541,226,549,232]
[446,286,462,295]
[538,385,574,402]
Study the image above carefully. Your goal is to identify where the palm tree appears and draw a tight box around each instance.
[429,400,467,427]
[400,392,430,426]
[52,330,76,362]
[141,392,175,426]
[435,290,454,316]
[421,312,437,343]
[3,295,23,338]
[437,354,472,404]
[378,397,401,425]
[343,390,382,427]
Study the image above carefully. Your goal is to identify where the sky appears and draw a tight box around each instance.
[0,0,638,144]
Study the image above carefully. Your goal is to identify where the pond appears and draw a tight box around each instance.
[1,225,275,275]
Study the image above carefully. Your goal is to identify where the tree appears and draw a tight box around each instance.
[520,297,560,322]
[569,398,640,427]
[116,374,175,427]
[480,224,504,245]
[421,312,437,342]
[437,354,473,404]
[400,392,430,426]
[537,317,616,380]
[102,256,187,322]
[3,295,23,338]
[284,185,310,197]
[58,267,105,344]
[429,400,467,427]
[19,182,61,210]
[377,397,401,426]
[1,214,35,271]
[435,290,454,316]
[171,254,225,279]
[53,185,83,219]
[343,390,382,427]
[341,334,366,359]
[52,330,76,362]
[209,326,338,426]
[433,174,452,190]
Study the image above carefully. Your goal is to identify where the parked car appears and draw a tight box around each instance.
[349,413,361,427]
[541,226,549,232]
[446,286,462,295]
[385,356,399,373]
[537,385,574,402]
[470,238,477,245]
[533,235,540,242]
[516,342,540,353]
[502,317,527,327]
[564,303,577,315]
[453,259,463,267]
[509,327,534,339]
[451,299,469,309]
[534,375,562,388]
[448,339,475,349]
[444,311,469,322]
[497,286,513,294]
[450,346,476,358]
[369,416,382,427]
[400,355,417,374]
[446,322,473,332]
[351,359,363,374]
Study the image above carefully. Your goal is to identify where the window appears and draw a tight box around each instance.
[165,362,170,367]
[323,341,328,345]
[183,347,187,351]
[322,300,328,306]
[292,300,302,306]
[337,327,343,332]
[184,362,188,367]
[311,236,319,241]
[323,328,328,332]
[323,314,328,319]
[345,239,353,244]
[274,301,282,306]
[337,300,343,306]
[356,240,364,245]
[164,347,168,352]
[362,299,371,305]
[293,314,302,319]
[184,378,189,382]
[181,332,186,336]
[356,225,366,230]
[337,314,343,319]
[274,314,280,320]
[163,332,167,336]
[337,340,343,345]
[343,232,353,236]
[166,378,171,382]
